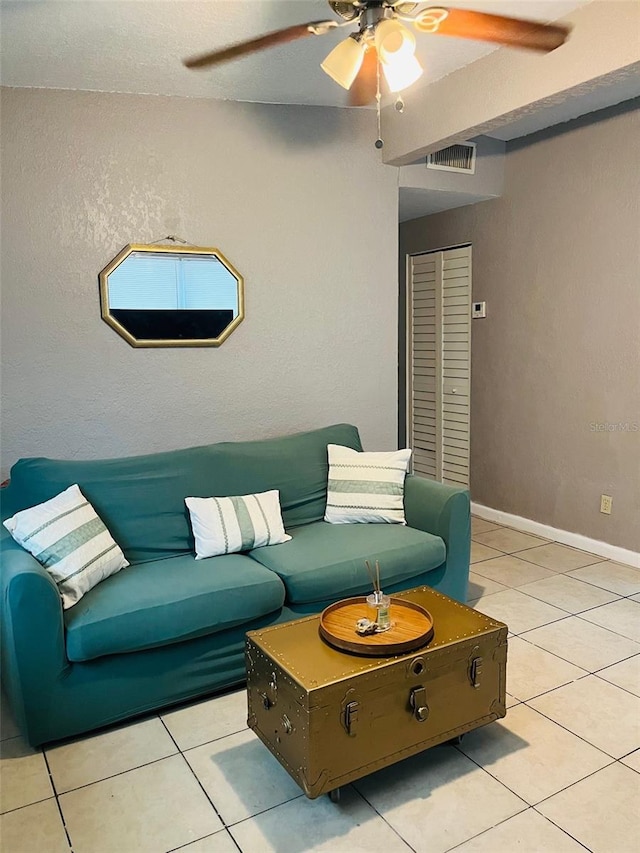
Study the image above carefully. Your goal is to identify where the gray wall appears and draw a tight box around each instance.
[1,88,399,478]
[400,100,640,551]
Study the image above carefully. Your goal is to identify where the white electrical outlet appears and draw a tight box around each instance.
[472,302,486,319]
[600,494,613,515]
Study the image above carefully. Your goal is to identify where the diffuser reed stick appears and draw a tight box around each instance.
[364,560,376,591]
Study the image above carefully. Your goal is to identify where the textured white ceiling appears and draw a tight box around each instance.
[1,0,588,108]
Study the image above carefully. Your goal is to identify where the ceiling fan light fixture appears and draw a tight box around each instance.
[321,35,366,90]
[381,51,423,92]
[374,18,416,65]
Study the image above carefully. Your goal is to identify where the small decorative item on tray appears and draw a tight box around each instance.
[355,618,377,636]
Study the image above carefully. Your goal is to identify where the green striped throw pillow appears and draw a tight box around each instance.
[324,444,412,524]
[185,490,291,559]
[3,484,129,609]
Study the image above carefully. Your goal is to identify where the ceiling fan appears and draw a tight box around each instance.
[183,1,571,107]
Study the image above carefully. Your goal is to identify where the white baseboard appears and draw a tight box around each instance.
[470,502,640,569]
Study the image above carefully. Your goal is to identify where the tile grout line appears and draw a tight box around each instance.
[530,756,619,809]
[156,714,306,849]
[43,745,181,797]
[470,561,632,599]
[508,670,592,705]
[472,585,625,622]
[41,749,75,853]
[466,575,639,782]
[224,792,306,829]
[471,518,639,569]
[506,551,615,570]
[619,747,640,759]
[471,541,609,572]
[513,630,640,674]
[528,807,595,852]
[513,629,640,671]
[350,783,419,853]
[617,759,640,776]
[590,670,640,701]
[571,612,640,645]
[0,793,60,818]
[166,828,242,853]
[472,526,615,559]
[449,742,532,808]
[455,737,617,818]
[509,610,582,637]
[513,613,640,653]
[493,571,627,600]
[518,702,631,763]
[157,715,232,837]
[500,579,637,604]
[174,724,249,755]
[442,805,592,853]
[37,711,249,852]
[514,592,624,618]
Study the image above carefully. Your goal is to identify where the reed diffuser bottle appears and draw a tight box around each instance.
[365,560,391,632]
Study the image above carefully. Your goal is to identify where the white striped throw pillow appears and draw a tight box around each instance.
[185,490,291,559]
[324,444,412,525]
[3,484,129,609]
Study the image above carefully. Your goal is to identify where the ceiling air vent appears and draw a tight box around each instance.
[426,142,476,174]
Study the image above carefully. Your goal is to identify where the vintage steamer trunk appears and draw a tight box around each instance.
[246,586,508,799]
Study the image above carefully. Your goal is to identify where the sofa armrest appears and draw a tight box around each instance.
[1,540,69,741]
[404,475,471,601]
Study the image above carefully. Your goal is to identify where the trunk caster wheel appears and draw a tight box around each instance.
[448,734,465,745]
[328,787,341,803]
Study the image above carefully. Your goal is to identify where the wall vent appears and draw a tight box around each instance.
[426,142,477,174]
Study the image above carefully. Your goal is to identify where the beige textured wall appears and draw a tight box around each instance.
[0,88,399,478]
[400,101,640,551]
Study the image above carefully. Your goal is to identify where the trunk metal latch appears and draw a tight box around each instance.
[344,701,359,736]
[341,688,359,736]
[469,656,483,688]
[410,686,429,722]
[261,671,278,709]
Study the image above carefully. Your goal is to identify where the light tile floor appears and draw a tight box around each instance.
[1,518,639,853]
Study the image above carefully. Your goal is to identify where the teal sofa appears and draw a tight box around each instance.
[0,424,470,746]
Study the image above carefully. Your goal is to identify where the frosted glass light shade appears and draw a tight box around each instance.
[375,19,416,65]
[321,37,366,90]
[382,52,423,92]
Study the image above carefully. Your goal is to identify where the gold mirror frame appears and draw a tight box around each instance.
[98,244,245,348]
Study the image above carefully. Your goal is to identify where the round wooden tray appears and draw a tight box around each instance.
[319,596,434,656]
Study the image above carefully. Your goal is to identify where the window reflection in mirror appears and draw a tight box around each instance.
[99,245,244,347]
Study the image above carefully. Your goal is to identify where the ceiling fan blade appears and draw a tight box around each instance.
[349,47,379,107]
[184,21,336,70]
[415,8,570,53]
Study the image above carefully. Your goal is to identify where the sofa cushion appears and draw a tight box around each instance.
[64,553,285,662]
[4,424,362,564]
[249,521,446,605]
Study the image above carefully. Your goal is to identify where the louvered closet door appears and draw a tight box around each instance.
[409,253,438,479]
[408,246,471,487]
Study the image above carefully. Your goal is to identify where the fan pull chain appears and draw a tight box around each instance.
[374,59,383,150]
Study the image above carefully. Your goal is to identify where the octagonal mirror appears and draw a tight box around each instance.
[99,244,244,347]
